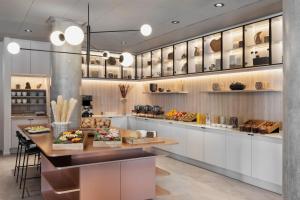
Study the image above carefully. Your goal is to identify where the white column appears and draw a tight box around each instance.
[283,0,300,199]
[50,18,83,128]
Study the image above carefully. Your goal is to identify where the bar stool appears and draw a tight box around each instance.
[14,131,41,198]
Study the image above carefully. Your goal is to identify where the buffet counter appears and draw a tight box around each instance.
[19,125,176,200]
[127,115,283,140]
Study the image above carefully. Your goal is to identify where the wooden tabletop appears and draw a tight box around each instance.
[19,124,177,157]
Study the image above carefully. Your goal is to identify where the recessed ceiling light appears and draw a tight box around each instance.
[24,29,32,33]
[171,20,180,24]
[214,3,224,7]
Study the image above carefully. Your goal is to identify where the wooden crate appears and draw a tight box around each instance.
[52,134,87,150]
[93,140,122,148]
[258,121,280,134]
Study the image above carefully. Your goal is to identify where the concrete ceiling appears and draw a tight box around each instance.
[0,0,282,54]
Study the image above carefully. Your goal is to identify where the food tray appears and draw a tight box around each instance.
[28,129,51,134]
[25,126,51,134]
[52,133,87,150]
[123,137,165,145]
[258,121,280,134]
[239,120,265,132]
[93,140,122,148]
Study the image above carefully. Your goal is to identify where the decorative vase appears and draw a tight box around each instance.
[120,98,127,115]
[194,47,201,56]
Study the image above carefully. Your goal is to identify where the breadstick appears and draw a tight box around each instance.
[66,98,78,122]
[61,100,69,122]
[56,95,64,122]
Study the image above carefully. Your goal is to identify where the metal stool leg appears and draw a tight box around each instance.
[21,154,29,199]
[14,143,20,176]
[16,146,23,183]
[19,148,27,188]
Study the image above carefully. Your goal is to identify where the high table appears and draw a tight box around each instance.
[19,125,176,200]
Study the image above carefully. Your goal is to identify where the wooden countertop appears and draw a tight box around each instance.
[19,124,177,157]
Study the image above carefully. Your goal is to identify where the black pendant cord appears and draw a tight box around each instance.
[20,48,120,59]
[90,30,139,34]
[86,3,91,77]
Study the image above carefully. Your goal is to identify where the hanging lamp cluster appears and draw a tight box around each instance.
[50,25,84,46]
[6,4,152,68]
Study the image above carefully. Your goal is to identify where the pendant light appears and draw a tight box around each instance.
[64,26,84,45]
[140,24,152,37]
[120,52,134,67]
[102,51,110,60]
[50,31,65,46]
[7,42,20,55]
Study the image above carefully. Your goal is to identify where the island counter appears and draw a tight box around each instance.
[19,125,177,200]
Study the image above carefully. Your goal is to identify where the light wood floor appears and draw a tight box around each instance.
[0,155,282,200]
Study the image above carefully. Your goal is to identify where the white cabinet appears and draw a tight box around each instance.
[226,133,252,176]
[252,136,282,185]
[11,39,30,74]
[11,117,49,149]
[169,125,187,156]
[204,130,226,168]
[10,39,51,76]
[135,118,151,130]
[30,41,51,76]
[110,117,127,129]
[186,128,204,161]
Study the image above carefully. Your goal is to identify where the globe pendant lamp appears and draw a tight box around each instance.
[7,42,20,55]
[120,52,134,67]
[103,51,110,60]
[64,26,84,45]
[140,24,152,37]
[50,31,65,46]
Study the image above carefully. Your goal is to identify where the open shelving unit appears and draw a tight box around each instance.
[203,89,281,93]
[143,91,189,94]
[11,89,47,115]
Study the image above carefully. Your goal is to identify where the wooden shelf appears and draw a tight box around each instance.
[11,96,46,98]
[11,89,46,92]
[42,191,79,200]
[156,185,170,197]
[156,167,170,177]
[143,91,188,94]
[203,89,281,93]
[12,103,46,106]
[42,169,79,194]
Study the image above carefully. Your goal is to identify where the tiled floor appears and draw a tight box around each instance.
[0,155,282,200]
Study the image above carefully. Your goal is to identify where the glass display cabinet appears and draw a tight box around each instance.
[162,46,174,76]
[136,54,142,79]
[81,51,105,78]
[122,58,135,80]
[174,42,187,75]
[151,49,162,78]
[188,38,203,73]
[106,53,122,79]
[271,16,283,64]
[222,27,243,70]
[142,52,151,79]
[204,33,222,72]
[245,20,270,67]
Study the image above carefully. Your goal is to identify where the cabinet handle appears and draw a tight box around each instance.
[248,133,254,136]
[144,118,148,121]
[28,118,34,121]
[201,127,206,129]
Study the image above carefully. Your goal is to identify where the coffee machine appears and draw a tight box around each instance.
[82,95,93,117]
